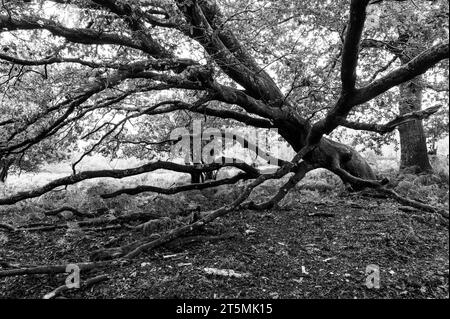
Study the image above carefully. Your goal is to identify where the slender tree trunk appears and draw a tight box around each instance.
[398,75,433,173]
[0,157,14,183]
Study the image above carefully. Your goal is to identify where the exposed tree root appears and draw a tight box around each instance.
[241,155,447,224]
[43,274,109,299]
[379,188,449,220]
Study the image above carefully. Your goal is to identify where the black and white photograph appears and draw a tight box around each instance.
[0,0,448,306]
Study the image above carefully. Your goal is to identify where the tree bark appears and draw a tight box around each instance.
[279,125,376,189]
[0,157,14,183]
[398,75,433,173]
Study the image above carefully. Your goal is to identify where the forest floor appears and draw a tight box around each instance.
[0,167,448,299]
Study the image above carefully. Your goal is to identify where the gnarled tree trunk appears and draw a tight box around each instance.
[281,125,376,189]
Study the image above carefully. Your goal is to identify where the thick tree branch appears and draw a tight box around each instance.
[341,0,370,94]
[174,0,286,107]
[245,161,316,210]
[309,42,449,144]
[0,158,259,206]
[341,104,442,134]
[0,14,167,57]
[1,70,125,155]
[0,53,197,72]
[192,105,275,128]
[120,143,319,259]
[101,172,254,199]
[353,42,449,105]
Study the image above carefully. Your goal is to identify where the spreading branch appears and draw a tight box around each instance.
[340,0,370,94]
[353,42,449,105]
[341,105,442,134]
[0,14,167,57]
[0,158,259,206]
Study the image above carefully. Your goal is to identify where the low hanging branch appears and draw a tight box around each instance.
[0,158,259,206]
[244,161,317,210]
[101,172,255,199]
[92,144,319,260]
[341,105,442,134]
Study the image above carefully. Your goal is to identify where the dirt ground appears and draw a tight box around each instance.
[0,187,448,299]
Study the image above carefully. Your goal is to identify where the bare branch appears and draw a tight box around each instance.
[360,38,404,56]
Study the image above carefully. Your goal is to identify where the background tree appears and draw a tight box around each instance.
[359,0,449,171]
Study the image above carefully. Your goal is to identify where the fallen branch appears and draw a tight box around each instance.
[17,212,160,232]
[17,222,54,228]
[43,274,109,299]
[43,206,93,218]
[0,261,111,278]
[91,145,318,260]
[0,223,15,232]
[245,161,316,210]
[307,212,335,218]
[203,267,250,278]
[134,217,174,234]
[20,224,66,232]
[83,224,125,232]
[165,232,239,250]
